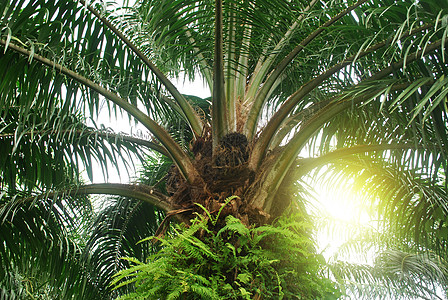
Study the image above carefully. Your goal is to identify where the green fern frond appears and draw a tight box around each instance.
[113,209,340,299]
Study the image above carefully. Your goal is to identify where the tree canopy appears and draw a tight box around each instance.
[1,0,448,298]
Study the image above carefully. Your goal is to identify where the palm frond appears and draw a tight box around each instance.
[82,196,164,298]
[329,250,448,300]
[311,156,447,252]
[0,190,102,299]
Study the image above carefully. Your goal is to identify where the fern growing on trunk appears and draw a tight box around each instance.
[112,204,340,299]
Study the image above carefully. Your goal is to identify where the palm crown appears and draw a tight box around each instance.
[1,0,447,298]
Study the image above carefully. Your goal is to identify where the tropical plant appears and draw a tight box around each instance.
[0,0,447,298]
[111,207,340,299]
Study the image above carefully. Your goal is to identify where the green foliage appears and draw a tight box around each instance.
[1,0,448,298]
[112,211,340,299]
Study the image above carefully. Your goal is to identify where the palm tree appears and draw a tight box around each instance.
[1,0,447,298]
